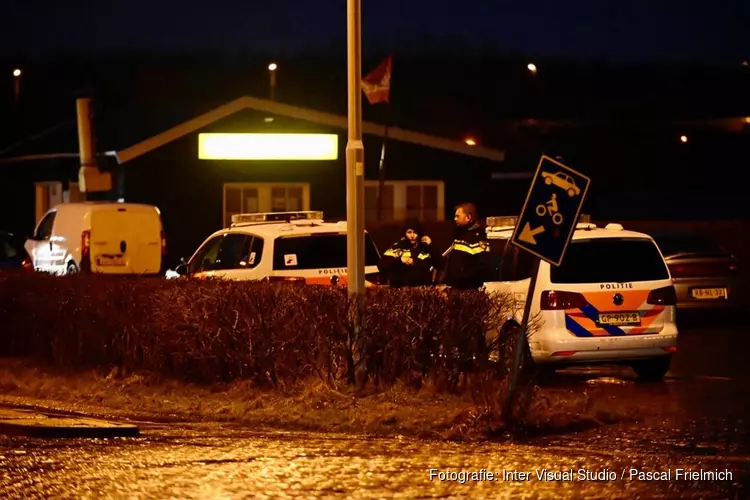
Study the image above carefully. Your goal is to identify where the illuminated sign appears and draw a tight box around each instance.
[198,133,338,160]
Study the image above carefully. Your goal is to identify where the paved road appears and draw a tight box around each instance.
[0,310,748,499]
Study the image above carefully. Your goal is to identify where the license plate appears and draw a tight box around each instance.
[691,287,727,299]
[598,312,641,326]
[96,255,125,266]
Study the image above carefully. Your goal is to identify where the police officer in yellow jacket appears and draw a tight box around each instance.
[379,219,439,287]
[439,202,491,289]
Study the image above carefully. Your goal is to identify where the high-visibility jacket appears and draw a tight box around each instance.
[378,238,439,287]
[439,222,492,289]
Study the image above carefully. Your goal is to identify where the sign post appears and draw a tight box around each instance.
[502,155,591,419]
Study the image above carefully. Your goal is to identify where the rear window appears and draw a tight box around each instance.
[550,238,669,284]
[651,233,724,256]
[273,233,381,270]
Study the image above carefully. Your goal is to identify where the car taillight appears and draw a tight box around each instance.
[160,230,167,256]
[365,272,381,285]
[668,262,732,278]
[647,285,676,306]
[81,230,91,257]
[21,254,33,270]
[540,290,588,310]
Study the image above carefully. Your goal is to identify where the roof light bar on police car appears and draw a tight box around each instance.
[486,216,518,228]
[231,211,324,226]
[486,214,591,228]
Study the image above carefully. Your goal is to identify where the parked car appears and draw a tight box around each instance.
[25,202,166,275]
[170,211,382,286]
[484,217,678,381]
[650,231,739,310]
[0,231,33,272]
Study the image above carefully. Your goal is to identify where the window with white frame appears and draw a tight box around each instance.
[223,182,310,227]
[364,180,444,222]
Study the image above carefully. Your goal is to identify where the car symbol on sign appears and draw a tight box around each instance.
[541,171,581,197]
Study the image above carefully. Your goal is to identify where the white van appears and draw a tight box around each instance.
[25,202,165,275]
[484,216,679,381]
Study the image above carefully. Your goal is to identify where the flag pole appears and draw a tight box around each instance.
[376,113,389,222]
[362,55,392,223]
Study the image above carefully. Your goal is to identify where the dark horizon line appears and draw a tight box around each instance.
[2,46,746,70]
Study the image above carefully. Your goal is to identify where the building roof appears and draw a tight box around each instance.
[114,95,506,164]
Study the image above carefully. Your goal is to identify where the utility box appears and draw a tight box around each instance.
[78,166,112,193]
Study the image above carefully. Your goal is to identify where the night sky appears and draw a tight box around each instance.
[1,0,748,62]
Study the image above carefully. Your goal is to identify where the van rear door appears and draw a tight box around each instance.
[90,206,162,274]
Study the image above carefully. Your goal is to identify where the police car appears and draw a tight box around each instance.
[169,211,382,286]
[484,215,679,381]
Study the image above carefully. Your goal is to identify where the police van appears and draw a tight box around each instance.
[484,215,679,381]
[169,211,382,286]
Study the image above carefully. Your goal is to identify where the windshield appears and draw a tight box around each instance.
[273,233,381,270]
[550,238,669,284]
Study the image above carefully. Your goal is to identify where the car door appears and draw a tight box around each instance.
[25,211,60,274]
[218,234,265,280]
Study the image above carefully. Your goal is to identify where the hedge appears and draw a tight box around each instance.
[0,274,524,391]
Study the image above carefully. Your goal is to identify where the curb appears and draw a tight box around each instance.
[0,407,140,438]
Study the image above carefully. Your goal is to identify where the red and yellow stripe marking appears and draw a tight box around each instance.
[563,290,666,337]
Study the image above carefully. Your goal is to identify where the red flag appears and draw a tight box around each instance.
[361,55,392,105]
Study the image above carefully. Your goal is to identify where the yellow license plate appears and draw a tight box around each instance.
[691,288,727,299]
[96,255,126,266]
[598,312,641,326]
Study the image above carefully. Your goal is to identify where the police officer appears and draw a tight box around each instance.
[379,219,439,287]
[439,202,491,289]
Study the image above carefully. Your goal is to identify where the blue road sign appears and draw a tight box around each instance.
[511,155,591,266]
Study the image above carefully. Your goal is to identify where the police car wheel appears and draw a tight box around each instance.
[631,357,671,382]
[66,262,79,275]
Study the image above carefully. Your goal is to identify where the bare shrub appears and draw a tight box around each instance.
[0,274,530,420]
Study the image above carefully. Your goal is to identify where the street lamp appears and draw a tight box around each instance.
[268,63,277,101]
[464,137,477,146]
[346,0,366,296]
[527,63,538,74]
[12,68,21,103]
[680,135,688,143]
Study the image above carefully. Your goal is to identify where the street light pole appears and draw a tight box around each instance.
[346,0,365,295]
[268,63,277,101]
[12,69,21,104]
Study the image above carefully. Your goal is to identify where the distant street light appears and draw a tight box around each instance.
[268,63,278,101]
[464,137,477,146]
[680,135,688,143]
[742,61,749,67]
[527,63,538,74]
[12,68,21,104]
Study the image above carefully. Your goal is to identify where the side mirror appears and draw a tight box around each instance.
[175,263,188,276]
